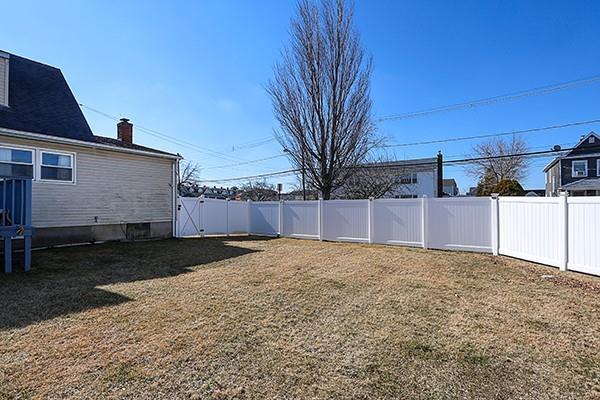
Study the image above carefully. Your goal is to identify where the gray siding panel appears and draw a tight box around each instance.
[0,57,7,106]
[0,136,175,228]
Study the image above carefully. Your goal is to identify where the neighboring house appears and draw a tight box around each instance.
[544,132,600,196]
[350,157,440,199]
[442,178,459,196]
[384,158,440,198]
[524,189,545,197]
[0,51,180,246]
[280,189,320,201]
[180,185,237,200]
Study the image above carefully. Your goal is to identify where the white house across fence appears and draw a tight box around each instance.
[177,194,600,277]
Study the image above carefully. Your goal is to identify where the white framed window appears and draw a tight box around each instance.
[0,146,34,178]
[38,150,75,183]
[572,160,588,178]
[400,173,418,184]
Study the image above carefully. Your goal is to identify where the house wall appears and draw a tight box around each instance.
[0,134,176,246]
[0,54,8,107]
[560,156,600,186]
[545,163,560,196]
[389,170,437,198]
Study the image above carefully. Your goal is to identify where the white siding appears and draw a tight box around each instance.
[0,135,175,228]
[0,55,8,107]
[388,170,436,198]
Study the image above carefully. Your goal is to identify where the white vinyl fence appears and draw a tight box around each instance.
[177,195,600,277]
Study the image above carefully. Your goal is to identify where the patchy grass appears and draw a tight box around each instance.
[0,237,599,399]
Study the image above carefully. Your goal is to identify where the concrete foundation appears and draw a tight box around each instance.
[29,221,172,247]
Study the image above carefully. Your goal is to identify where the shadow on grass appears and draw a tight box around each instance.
[0,236,267,330]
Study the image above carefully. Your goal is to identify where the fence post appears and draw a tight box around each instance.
[421,195,428,249]
[225,198,230,237]
[368,197,374,244]
[278,200,283,237]
[490,193,499,256]
[559,192,568,271]
[247,199,252,236]
[199,195,205,238]
[318,198,323,241]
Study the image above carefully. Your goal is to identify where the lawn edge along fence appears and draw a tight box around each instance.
[177,194,600,277]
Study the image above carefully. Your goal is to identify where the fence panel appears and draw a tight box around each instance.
[426,198,492,252]
[322,200,369,242]
[176,196,600,277]
[202,198,228,235]
[372,198,423,246]
[567,197,600,275]
[178,197,202,237]
[498,197,562,267]
[282,201,319,239]
[250,201,280,236]
[228,201,249,234]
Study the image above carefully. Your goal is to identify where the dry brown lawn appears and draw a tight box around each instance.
[0,237,599,399]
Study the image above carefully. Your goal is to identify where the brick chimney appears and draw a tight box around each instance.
[117,118,133,144]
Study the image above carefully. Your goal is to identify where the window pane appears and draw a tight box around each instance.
[0,148,32,164]
[41,166,72,181]
[0,163,33,178]
[573,161,587,174]
[42,153,71,167]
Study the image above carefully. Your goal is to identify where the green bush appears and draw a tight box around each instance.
[492,179,525,196]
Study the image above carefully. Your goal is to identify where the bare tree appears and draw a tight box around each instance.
[238,180,279,201]
[335,154,404,199]
[267,0,376,200]
[178,161,200,195]
[467,136,530,188]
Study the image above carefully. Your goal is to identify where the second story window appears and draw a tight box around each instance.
[400,173,418,184]
[0,147,34,178]
[572,160,588,178]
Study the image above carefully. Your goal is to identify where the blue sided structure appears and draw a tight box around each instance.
[0,177,33,273]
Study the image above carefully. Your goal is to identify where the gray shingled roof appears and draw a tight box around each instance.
[561,178,600,190]
[0,51,177,158]
[0,52,95,141]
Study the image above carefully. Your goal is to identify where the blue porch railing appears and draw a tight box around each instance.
[0,177,33,273]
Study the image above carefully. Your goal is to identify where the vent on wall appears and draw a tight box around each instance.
[0,51,8,107]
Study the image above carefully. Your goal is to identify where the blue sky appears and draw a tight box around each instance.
[3,0,600,192]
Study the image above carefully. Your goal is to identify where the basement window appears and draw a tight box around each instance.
[39,151,74,182]
[0,147,34,178]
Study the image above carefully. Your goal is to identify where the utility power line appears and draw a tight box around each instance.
[201,169,300,183]
[203,118,599,170]
[382,119,600,148]
[201,154,287,170]
[201,142,598,183]
[378,74,600,122]
[79,103,246,163]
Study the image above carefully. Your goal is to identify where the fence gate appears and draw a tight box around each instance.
[177,197,204,237]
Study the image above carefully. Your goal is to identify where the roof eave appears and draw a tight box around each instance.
[0,127,181,160]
